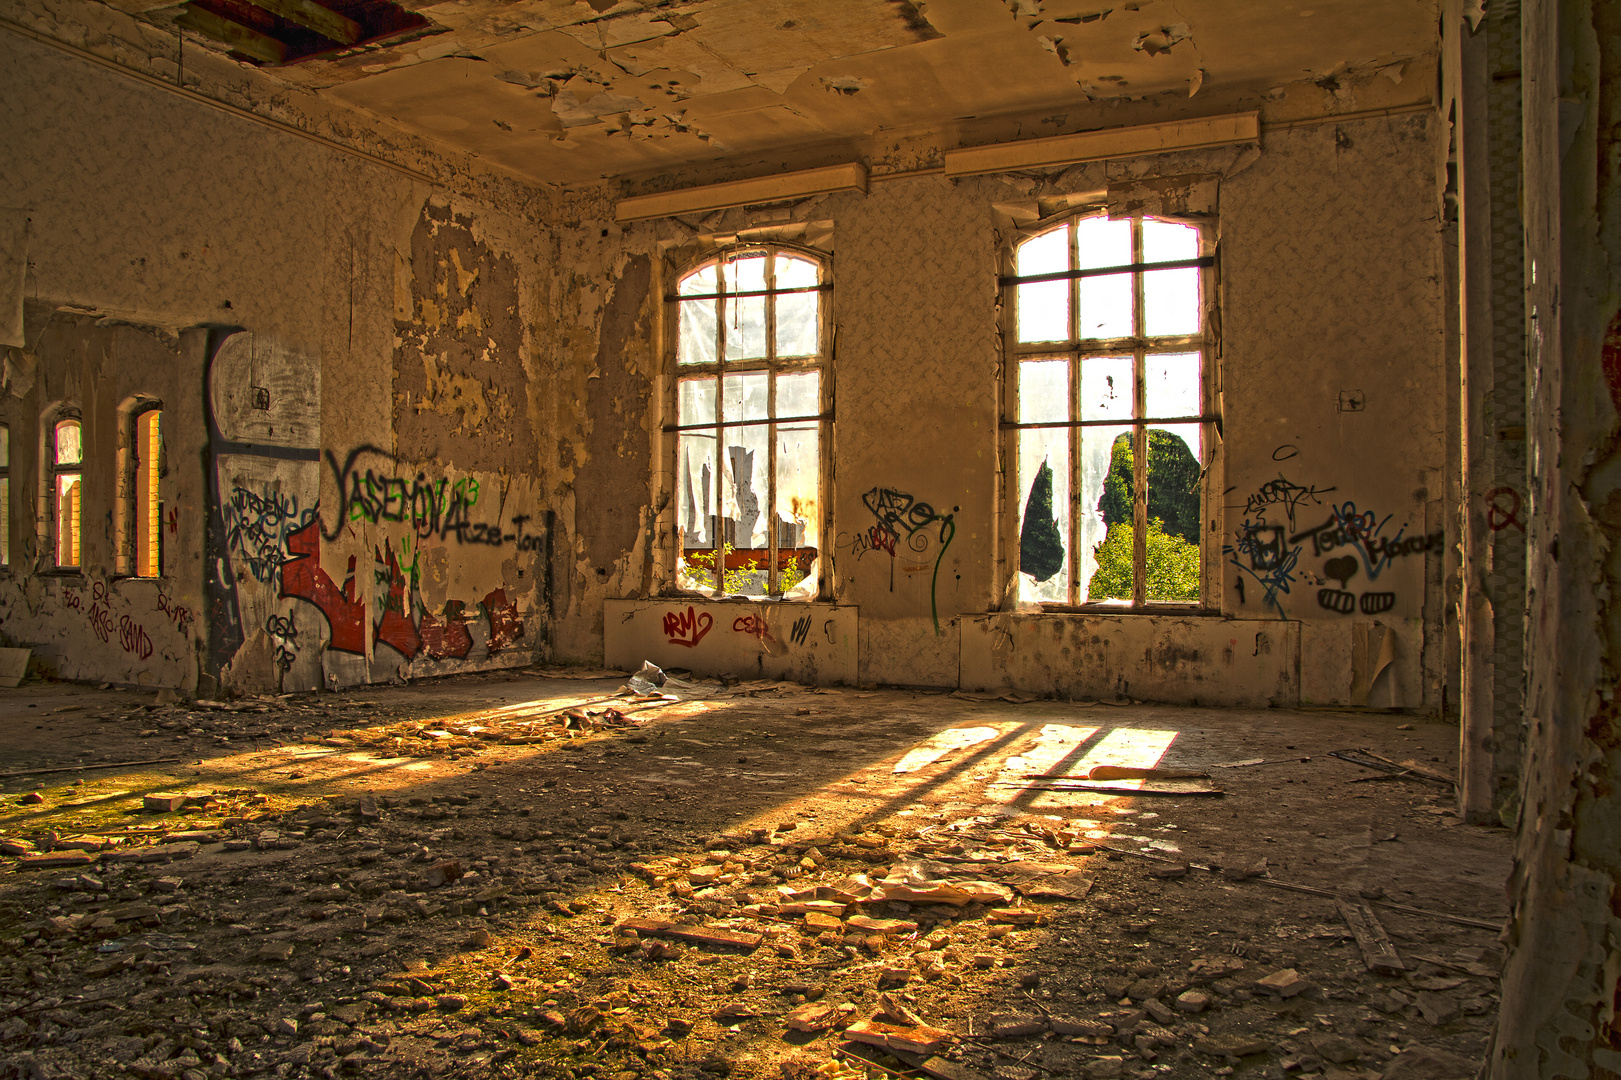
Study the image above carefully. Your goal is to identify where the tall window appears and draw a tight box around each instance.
[1005,213,1213,608]
[0,424,9,568]
[671,246,827,599]
[53,417,83,570]
[134,408,163,577]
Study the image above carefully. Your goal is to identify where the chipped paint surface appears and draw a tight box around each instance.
[14,0,1439,191]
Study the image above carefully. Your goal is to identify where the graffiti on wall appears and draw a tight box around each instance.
[662,605,713,648]
[224,485,315,584]
[859,486,958,635]
[266,612,299,679]
[1227,468,1440,619]
[1483,486,1525,533]
[278,518,366,655]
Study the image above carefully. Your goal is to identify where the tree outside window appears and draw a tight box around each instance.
[1006,213,1213,607]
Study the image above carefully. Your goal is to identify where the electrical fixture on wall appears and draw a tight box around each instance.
[943,112,1261,176]
[615,163,869,224]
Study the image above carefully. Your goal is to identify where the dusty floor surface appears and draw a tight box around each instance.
[0,670,1509,1080]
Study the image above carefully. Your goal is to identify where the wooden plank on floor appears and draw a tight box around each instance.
[1339,899,1407,973]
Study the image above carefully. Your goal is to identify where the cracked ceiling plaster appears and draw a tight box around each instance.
[117,0,1442,184]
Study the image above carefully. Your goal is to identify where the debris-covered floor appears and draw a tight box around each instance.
[0,670,1510,1080]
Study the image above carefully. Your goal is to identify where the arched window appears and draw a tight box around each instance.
[52,416,83,570]
[1004,212,1214,608]
[671,246,828,599]
[132,406,164,577]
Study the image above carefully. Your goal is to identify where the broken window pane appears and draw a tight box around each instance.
[1143,423,1203,602]
[1142,220,1198,263]
[678,299,717,365]
[722,371,768,423]
[678,432,717,554]
[1076,216,1131,269]
[55,419,81,466]
[776,370,819,419]
[679,262,717,296]
[1078,272,1133,339]
[776,291,818,357]
[776,421,819,591]
[1017,227,1069,344]
[775,253,818,289]
[678,375,716,427]
[721,422,772,586]
[1079,425,1131,603]
[1017,430,1070,603]
[1146,352,1201,419]
[1143,267,1200,337]
[1081,355,1135,421]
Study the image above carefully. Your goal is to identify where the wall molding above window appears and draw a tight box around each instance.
[617,164,868,224]
[943,112,1260,178]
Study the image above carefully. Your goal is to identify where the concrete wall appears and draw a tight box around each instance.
[2,29,554,692]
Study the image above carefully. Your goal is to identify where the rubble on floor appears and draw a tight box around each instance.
[0,671,1508,1080]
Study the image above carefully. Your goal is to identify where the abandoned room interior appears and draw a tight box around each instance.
[0,0,1617,1078]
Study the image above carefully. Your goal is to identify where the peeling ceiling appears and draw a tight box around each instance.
[108,0,1442,185]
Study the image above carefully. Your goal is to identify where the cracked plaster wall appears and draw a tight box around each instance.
[1489,0,1621,1074]
[575,112,1448,702]
[3,27,559,692]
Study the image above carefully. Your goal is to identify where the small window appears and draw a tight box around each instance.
[53,417,82,570]
[0,424,10,568]
[671,246,827,599]
[1005,213,1213,608]
[134,409,163,577]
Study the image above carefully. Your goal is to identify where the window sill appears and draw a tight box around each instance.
[1026,604,1223,617]
[663,591,823,605]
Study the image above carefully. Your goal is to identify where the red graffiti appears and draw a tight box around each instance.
[166,507,179,537]
[119,615,153,659]
[419,609,473,660]
[733,614,773,640]
[63,590,82,612]
[482,587,524,650]
[1484,486,1525,533]
[868,524,898,556]
[1603,309,1621,411]
[155,590,191,635]
[662,605,712,648]
[279,518,366,654]
[373,539,421,660]
[88,601,112,643]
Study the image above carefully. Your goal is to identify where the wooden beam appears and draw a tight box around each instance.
[243,0,360,45]
[942,112,1260,177]
[616,163,868,223]
[175,5,287,63]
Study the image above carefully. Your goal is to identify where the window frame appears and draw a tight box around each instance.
[0,422,10,570]
[128,403,164,579]
[663,242,833,601]
[1000,209,1221,613]
[49,412,84,573]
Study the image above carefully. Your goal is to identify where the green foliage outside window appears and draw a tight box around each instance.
[1098,429,1202,544]
[1087,518,1201,602]
[684,542,807,597]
